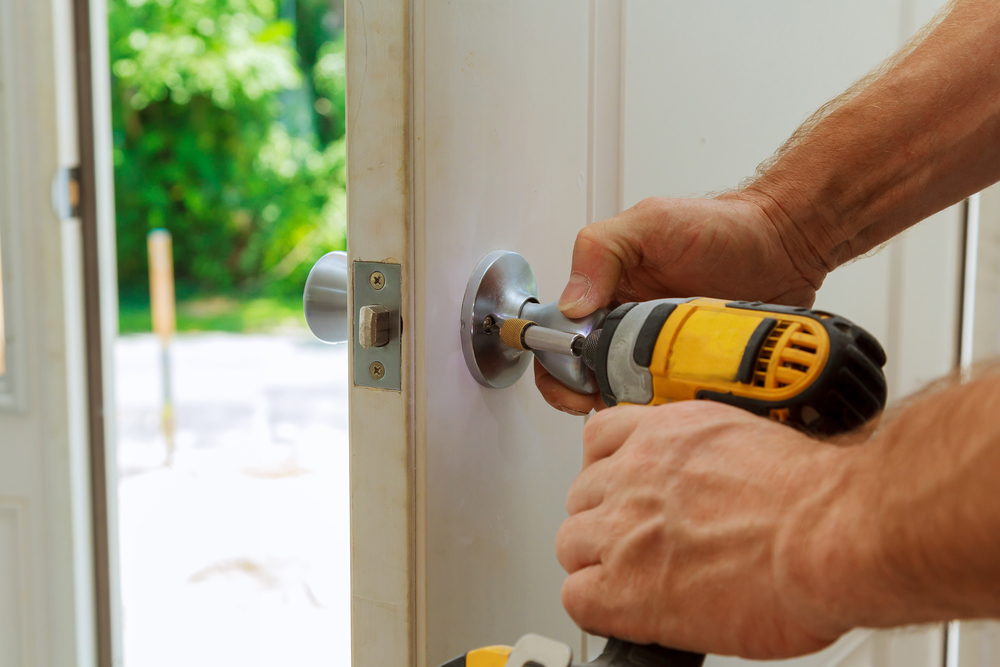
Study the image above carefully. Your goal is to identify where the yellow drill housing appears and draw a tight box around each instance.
[590,297,887,435]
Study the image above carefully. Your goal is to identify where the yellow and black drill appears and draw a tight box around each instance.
[443,297,888,667]
[497,297,886,434]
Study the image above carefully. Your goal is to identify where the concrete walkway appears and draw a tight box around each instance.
[115,334,350,667]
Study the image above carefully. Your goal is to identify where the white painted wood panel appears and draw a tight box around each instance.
[0,498,31,667]
[357,1,964,665]
[414,2,592,663]
[947,183,1000,667]
[0,0,100,665]
[621,2,957,665]
[344,0,415,666]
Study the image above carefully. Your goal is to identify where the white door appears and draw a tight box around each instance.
[947,184,1000,667]
[0,0,118,665]
[345,1,960,666]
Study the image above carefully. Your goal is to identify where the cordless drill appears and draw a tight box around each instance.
[443,297,888,667]
[499,297,886,435]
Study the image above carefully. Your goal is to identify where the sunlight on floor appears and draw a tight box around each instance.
[116,334,349,667]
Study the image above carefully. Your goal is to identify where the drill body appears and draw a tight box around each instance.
[582,297,887,435]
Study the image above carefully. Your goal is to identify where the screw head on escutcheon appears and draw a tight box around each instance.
[369,361,386,380]
[369,271,385,290]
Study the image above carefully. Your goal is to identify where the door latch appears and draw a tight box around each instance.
[353,261,401,390]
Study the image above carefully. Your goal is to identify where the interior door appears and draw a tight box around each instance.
[347,1,962,666]
[948,183,1000,667]
[0,0,117,665]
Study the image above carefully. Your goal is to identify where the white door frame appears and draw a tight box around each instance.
[71,0,122,663]
[345,1,416,666]
[0,0,120,664]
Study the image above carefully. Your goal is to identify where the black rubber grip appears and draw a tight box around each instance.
[595,303,637,407]
[632,303,678,368]
[584,638,705,667]
[735,317,777,384]
[704,301,888,435]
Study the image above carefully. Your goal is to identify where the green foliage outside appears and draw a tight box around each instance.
[110,0,346,332]
[118,293,307,334]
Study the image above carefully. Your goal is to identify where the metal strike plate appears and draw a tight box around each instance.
[354,261,401,390]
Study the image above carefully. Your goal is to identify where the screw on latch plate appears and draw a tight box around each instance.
[369,271,385,290]
[369,361,386,380]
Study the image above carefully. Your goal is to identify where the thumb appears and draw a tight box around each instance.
[558,222,629,318]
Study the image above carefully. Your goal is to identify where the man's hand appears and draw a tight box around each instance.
[536,195,826,414]
[555,401,863,659]
[557,196,824,319]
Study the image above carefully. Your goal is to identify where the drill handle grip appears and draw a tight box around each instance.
[585,638,705,666]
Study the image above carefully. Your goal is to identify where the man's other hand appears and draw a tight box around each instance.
[555,401,863,659]
[537,195,827,414]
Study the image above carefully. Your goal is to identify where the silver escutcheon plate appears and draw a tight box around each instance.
[461,251,606,393]
[461,251,538,388]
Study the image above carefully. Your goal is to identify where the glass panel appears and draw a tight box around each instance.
[111,1,350,663]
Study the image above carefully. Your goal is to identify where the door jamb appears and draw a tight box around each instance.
[71,0,118,663]
[345,1,416,665]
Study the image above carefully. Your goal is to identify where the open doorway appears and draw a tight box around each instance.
[107,1,349,664]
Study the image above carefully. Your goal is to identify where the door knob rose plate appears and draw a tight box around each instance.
[461,251,607,393]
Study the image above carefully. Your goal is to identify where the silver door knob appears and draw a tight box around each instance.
[461,251,608,393]
[303,251,348,343]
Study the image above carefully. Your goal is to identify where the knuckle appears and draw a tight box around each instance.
[554,522,574,569]
[562,573,609,636]
[581,410,605,442]
[560,577,594,625]
[565,479,585,515]
[575,222,604,248]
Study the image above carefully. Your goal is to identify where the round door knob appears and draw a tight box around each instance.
[303,251,348,343]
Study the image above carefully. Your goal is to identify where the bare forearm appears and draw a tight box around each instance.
[745,0,1000,281]
[781,368,1000,631]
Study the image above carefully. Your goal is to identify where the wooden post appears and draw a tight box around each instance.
[147,229,176,464]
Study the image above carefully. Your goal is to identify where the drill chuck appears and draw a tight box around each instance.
[581,329,602,370]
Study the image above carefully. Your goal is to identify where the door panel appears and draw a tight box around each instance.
[949,182,1000,666]
[621,2,955,666]
[0,0,103,665]
[381,1,962,665]
[416,1,591,661]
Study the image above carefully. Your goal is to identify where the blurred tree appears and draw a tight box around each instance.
[110,0,346,299]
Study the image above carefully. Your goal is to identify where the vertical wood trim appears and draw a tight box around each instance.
[886,239,905,402]
[0,497,35,667]
[617,0,628,212]
[70,0,114,664]
[346,0,415,664]
[587,0,624,226]
[583,2,623,658]
[411,0,427,664]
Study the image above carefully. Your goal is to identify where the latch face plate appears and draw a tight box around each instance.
[353,261,401,390]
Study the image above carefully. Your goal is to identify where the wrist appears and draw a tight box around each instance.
[773,443,900,638]
[725,187,833,294]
